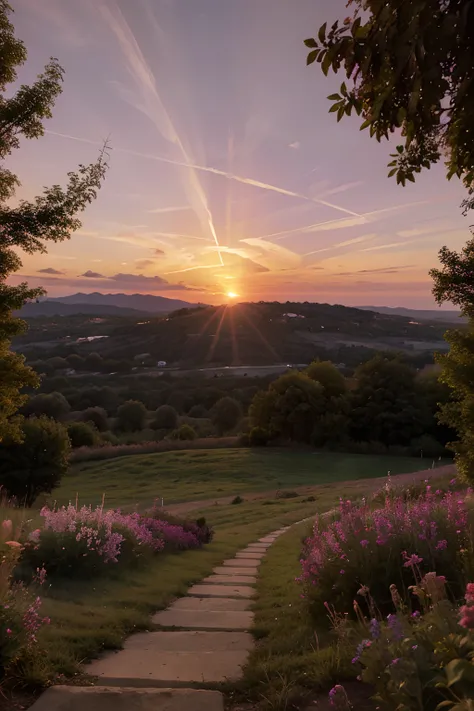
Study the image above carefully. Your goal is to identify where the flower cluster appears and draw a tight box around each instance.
[460,583,474,629]
[300,486,472,613]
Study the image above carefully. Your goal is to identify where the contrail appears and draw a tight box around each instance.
[45,129,360,218]
[99,1,224,265]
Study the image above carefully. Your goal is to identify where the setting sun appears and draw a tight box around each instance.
[227,291,239,299]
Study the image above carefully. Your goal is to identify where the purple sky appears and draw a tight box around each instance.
[8,0,470,308]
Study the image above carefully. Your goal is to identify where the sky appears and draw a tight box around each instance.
[6,0,472,308]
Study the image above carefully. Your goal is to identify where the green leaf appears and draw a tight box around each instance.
[340,82,347,96]
[321,52,332,76]
[307,50,319,66]
[407,174,416,183]
[388,168,397,177]
[329,102,343,113]
[359,119,371,131]
[318,22,327,44]
[337,106,345,122]
[327,93,341,101]
[304,38,317,48]
[396,145,404,154]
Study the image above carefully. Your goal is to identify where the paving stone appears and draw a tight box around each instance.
[168,596,251,611]
[213,566,259,576]
[235,552,264,560]
[222,559,259,569]
[87,631,253,684]
[152,608,253,630]
[201,574,256,585]
[29,686,224,711]
[187,584,255,598]
[259,537,277,543]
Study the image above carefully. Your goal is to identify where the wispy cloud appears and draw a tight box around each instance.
[38,267,64,275]
[80,270,105,278]
[147,205,191,214]
[304,233,377,257]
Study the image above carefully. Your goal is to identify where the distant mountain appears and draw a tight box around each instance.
[15,301,145,318]
[359,305,465,323]
[49,292,202,314]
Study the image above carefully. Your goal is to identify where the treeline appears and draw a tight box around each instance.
[247,356,455,458]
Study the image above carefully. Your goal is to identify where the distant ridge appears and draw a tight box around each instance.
[51,292,202,312]
[359,305,465,323]
[15,301,145,318]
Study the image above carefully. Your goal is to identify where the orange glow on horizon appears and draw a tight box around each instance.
[227,291,239,299]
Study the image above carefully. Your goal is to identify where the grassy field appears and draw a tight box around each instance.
[56,448,437,509]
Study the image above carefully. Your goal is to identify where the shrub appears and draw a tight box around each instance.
[0,517,49,679]
[22,391,70,420]
[151,405,178,430]
[276,490,299,499]
[211,396,243,435]
[188,404,208,418]
[20,503,210,580]
[0,417,70,506]
[80,406,108,432]
[301,486,473,619]
[116,400,147,432]
[248,426,270,446]
[170,424,196,441]
[67,421,99,448]
[232,495,244,505]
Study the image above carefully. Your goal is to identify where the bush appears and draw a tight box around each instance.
[67,421,100,448]
[151,405,178,430]
[211,396,243,435]
[301,486,473,620]
[249,426,270,446]
[169,424,196,441]
[22,391,70,420]
[19,503,211,580]
[231,495,244,505]
[275,490,299,499]
[116,400,147,432]
[188,404,208,418]
[0,417,70,506]
[80,406,108,432]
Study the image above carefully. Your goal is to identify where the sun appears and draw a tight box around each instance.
[227,291,239,299]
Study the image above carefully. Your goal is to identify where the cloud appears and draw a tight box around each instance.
[304,233,377,257]
[315,181,363,199]
[333,265,416,277]
[147,205,191,214]
[80,270,105,278]
[38,267,64,275]
[154,248,165,255]
[135,259,155,269]
[289,141,300,149]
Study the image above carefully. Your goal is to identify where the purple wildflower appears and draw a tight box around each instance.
[369,618,381,640]
[387,614,404,641]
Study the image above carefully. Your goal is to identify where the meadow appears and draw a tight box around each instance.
[55,448,439,509]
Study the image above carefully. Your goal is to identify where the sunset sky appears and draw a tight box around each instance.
[7,0,471,308]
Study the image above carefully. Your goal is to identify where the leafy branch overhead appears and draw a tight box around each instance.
[305,0,474,210]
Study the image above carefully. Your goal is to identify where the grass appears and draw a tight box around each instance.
[240,522,355,710]
[55,448,438,509]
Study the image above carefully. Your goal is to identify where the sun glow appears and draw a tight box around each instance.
[227,291,239,299]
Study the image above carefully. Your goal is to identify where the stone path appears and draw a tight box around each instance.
[31,527,289,711]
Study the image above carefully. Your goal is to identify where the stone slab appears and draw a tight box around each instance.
[168,597,251,611]
[29,687,224,711]
[187,584,255,599]
[202,574,256,585]
[222,559,259,569]
[244,544,269,550]
[235,552,264,560]
[259,537,277,543]
[87,631,253,684]
[213,566,259,577]
[152,608,253,630]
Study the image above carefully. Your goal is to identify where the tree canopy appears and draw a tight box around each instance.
[305,0,474,210]
[0,1,107,443]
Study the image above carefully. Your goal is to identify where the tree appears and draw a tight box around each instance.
[0,416,70,506]
[67,421,99,448]
[350,354,425,446]
[116,400,147,432]
[22,391,70,420]
[211,396,243,435]
[170,424,196,441]
[152,404,178,430]
[305,0,474,211]
[0,1,107,444]
[430,238,474,317]
[80,406,108,432]
[305,360,347,397]
[84,352,103,371]
[66,353,84,370]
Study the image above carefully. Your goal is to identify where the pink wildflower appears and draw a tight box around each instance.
[403,553,423,568]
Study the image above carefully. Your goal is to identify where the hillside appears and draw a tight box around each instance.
[15,301,452,367]
[48,292,202,313]
[15,301,146,318]
[359,305,465,323]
